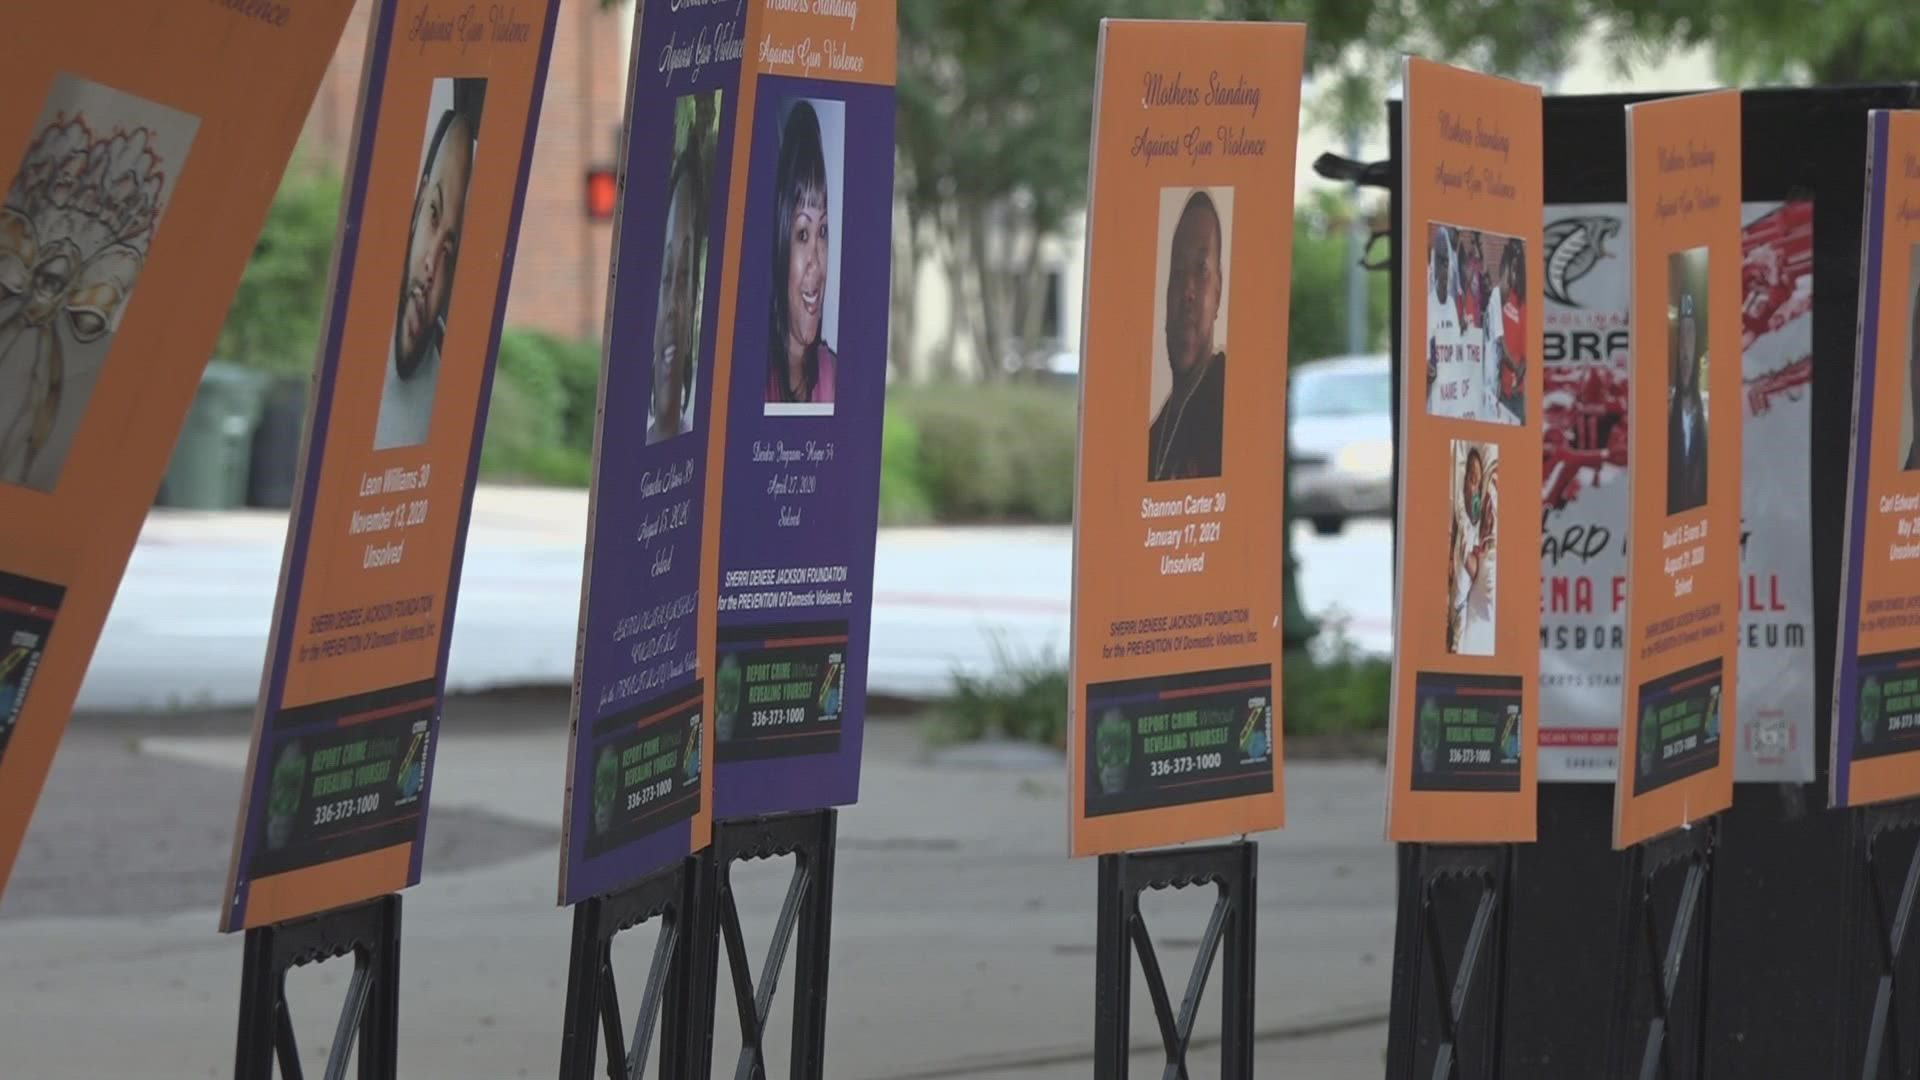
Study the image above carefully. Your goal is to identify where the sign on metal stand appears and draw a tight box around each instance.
[234,895,402,1080]
[1831,104,1920,1078]
[219,4,560,1077]
[682,0,898,1072]
[1381,55,1544,1079]
[1600,88,1746,1080]
[555,0,761,1070]
[1067,18,1304,1073]
[1382,79,1905,1077]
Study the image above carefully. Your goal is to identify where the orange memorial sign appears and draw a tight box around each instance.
[1387,58,1543,842]
[1832,110,1920,808]
[1613,91,1743,849]
[1068,19,1303,857]
[0,0,357,895]
[220,0,562,930]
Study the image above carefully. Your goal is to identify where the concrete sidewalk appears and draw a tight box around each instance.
[0,704,1395,1078]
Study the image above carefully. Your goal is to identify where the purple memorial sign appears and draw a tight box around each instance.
[560,0,749,904]
[710,73,896,817]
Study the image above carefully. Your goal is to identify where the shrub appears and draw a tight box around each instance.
[480,329,598,485]
[878,409,934,526]
[932,640,1069,748]
[217,166,342,374]
[1281,622,1391,738]
[887,380,1077,523]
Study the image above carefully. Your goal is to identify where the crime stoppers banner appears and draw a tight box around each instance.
[1537,198,1817,786]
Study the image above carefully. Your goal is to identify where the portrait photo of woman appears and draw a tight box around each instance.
[764,97,845,416]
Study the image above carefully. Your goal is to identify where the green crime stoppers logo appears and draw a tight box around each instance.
[1096,710,1131,795]
[716,654,743,742]
[266,740,307,852]
[1417,698,1441,773]
[1861,676,1884,747]
[1639,704,1659,776]
[593,747,619,835]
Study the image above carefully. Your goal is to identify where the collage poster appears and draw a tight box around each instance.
[1538,199,1816,785]
[708,0,899,820]
[1388,57,1543,842]
[1068,19,1304,857]
[1832,110,1920,808]
[560,0,754,907]
[222,0,561,930]
[0,0,356,894]
[1614,90,1743,849]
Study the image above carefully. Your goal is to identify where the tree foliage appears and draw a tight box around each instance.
[606,0,1918,377]
[216,164,342,373]
[894,0,1224,376]
[1291,192,1390,362]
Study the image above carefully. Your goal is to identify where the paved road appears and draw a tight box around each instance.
[75,487,1392,711]
[0,699,1395,1078]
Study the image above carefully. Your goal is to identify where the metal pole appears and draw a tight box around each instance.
[1344,128,1368,355]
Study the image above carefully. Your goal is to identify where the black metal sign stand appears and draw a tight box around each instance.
[557,858,696,1080]
[1610,817,1718,1080]
[1093,840,1257,1078]
[1385,843,1515,1079]
[1842,797,1920,1078]
[233,893,402,1080]
[687,808,838,1079]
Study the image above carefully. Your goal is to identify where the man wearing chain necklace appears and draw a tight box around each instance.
[1148,190,1226,482]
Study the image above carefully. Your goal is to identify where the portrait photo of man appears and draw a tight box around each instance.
[1147,187,1232,483]
[375,77,486,451]
[1666,250,1710,515]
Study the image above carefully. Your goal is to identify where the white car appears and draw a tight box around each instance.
[1289,354,1393,535]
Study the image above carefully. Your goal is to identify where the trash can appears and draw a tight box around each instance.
[158,361,268,510]
[248,374,309,509]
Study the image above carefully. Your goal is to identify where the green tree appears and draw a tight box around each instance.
[215,164,342,373]
[895,0,1223,377]
[1291,191,1389,363]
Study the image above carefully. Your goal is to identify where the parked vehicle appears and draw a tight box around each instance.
[1289,353,1392,535]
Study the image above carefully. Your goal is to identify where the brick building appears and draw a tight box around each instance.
[299,0,632,345]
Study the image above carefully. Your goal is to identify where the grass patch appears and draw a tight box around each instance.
[927,640,1069,749]
[1281,622,1391,738]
